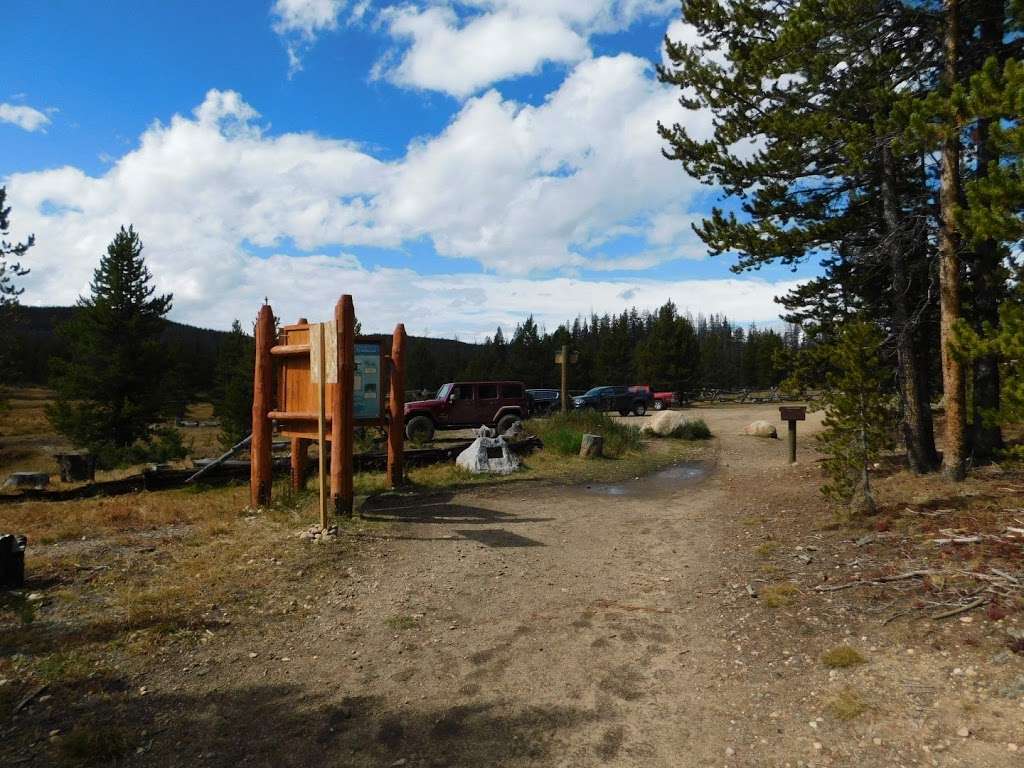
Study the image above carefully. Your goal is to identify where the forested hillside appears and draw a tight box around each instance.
[8,302,799,401]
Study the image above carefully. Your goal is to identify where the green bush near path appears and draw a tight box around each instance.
[524,410,642,457]
[666,418,712,440]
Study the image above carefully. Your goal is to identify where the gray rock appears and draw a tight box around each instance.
[996,675,1024,699]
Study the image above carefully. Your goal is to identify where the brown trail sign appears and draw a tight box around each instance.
[250,295,408,521]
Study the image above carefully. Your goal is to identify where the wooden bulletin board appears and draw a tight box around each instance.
[271,323,388,438]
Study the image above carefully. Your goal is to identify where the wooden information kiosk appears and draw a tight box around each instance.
[250,294,407,524]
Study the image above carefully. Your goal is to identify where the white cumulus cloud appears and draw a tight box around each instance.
[271,0,348,74]
[0,103,52,133]
[2,50,790,334]
[376,0,678,96]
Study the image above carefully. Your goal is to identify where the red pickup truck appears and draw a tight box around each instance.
[404,381,529,442]
[629,385,678,411]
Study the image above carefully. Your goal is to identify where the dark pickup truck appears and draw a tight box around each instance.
[404,381,528,442]
[571,386,648,416]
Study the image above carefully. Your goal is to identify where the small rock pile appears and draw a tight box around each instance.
[297,524,340,544]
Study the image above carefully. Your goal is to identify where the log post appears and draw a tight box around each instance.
[579,433,604,459]
[331,295,356,515]
[290,438,310,491]
[387,324,407,487]
[289,316,310,492]
[250,304,275,508]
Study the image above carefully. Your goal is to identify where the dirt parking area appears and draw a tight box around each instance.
[2,404,1023,767]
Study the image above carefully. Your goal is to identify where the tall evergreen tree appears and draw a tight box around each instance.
[47,226,176,465]
[0,186,34,404]
[213,319,255,448]
[658,0,955,472]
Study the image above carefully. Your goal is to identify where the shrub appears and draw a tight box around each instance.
[821,645,867,668]
[524,410,642,458]
[667,418,712,440]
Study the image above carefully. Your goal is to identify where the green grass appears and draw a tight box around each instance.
[56,723,132,766]
[822,645,867,669]
[828,688,868,720]
[385,615,418,631]
[523,411,642,457]
[761,582,799,608]
[665,418,712,440]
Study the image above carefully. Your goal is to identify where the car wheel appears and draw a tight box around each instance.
[632,402,647,417]
[653,400,665,411]
[405,415,435,443]
[496,414,521,436]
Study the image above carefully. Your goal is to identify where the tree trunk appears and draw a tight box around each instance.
[939,0,967,480]
[969,0,1005,460]
[881,142,940,473]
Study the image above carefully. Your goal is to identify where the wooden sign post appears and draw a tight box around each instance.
[779,405,807,464]
[554,345,579,413]
[250,295,408,519]
[332,296,355,516]
[387,324,407,486]
[250,304,275,508]
[309,321,337,528]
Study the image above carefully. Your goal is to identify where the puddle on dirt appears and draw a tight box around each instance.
[582,461,711,498]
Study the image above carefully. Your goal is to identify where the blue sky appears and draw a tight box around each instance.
[2,1,809,338]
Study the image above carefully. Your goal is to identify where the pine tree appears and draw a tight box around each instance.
[47,226,177,465]
[0,186,34,405]
[955,288,1024,456]
[818,320,896,515]
[213,319,255,448]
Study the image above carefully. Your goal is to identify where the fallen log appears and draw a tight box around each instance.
[0,436,543,503]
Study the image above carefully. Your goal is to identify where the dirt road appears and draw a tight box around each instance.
[96,404,1022,766]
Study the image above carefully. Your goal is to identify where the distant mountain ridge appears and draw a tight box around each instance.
[9,305,480,394]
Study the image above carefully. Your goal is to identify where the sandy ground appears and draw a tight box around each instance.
[9,404,1024,766]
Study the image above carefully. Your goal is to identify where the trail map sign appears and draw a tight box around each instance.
[354,341,383,421]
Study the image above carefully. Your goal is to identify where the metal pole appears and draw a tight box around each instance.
[188,433,251,485]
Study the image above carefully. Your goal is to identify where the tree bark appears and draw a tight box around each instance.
[969,0,1005,460]
[939,0,967,480]
[881,142,940,473]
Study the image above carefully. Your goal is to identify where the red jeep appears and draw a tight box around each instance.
[404,381,529,442]
[629,385,678,411]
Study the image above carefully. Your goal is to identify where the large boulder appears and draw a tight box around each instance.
[456,436,520,475]
[646,410,691,437]
[743,420,778,439]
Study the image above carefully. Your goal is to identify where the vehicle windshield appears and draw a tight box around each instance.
[436,383,453,400]
[582,387,606,397]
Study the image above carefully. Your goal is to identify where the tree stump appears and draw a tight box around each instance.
[579,433,604,459]
[54,452,96,482]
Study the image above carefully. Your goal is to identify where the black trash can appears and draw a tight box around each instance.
[0,534,27,589]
